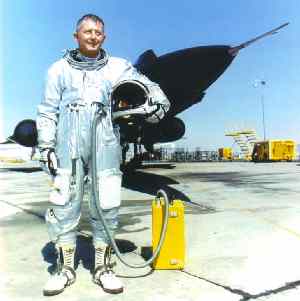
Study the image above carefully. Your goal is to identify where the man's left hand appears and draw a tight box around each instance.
[39,148,58,176]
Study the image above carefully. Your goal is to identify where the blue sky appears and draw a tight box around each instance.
[1,0,299,150]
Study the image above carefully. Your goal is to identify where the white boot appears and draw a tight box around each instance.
[93,243,124,294]
[43,245,76,296]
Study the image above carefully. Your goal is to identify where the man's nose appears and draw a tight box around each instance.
[91,31,97,39]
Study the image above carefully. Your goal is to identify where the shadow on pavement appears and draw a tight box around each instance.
[0,167,42,173]
[122,170,215,211]
[41,236,140,275]
[122,170,193,202]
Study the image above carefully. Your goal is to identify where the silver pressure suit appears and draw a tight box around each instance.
[37,49,170,247]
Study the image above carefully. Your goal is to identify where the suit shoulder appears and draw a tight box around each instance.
[47,58,67,76]
[107,56,132,68]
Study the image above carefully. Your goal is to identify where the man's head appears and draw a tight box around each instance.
[74,14,106,58]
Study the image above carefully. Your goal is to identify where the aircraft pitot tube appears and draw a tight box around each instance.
[7,22,289,155]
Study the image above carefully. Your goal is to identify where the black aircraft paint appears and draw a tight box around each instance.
[135,46,233,117]
[8,119,37,147]
[6,23,289,151]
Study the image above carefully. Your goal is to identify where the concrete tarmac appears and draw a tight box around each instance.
[1,161,300,300]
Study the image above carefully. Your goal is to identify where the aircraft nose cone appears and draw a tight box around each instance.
[12,119,37,147]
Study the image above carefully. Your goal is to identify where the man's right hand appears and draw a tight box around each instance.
[39,148,58,176]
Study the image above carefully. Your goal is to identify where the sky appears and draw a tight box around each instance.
[1,0,299,150]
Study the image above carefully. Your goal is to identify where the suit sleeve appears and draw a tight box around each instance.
[36,64,62,149]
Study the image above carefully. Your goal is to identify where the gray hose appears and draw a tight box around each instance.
[91,112,170,268]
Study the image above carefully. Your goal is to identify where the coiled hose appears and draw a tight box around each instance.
[91,111,170,268]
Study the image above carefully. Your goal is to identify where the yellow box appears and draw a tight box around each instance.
[252,140,296,161]
[152,199,185,270]
[218,147,233,160]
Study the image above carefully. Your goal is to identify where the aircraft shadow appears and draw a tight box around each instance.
[0,167,42,173]
[122,170,192,203]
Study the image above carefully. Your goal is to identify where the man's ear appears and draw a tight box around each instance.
[73,32,78,42]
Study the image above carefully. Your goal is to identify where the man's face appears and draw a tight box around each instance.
[74,19,105,58]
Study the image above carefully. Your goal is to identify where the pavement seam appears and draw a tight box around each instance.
[240,280,300,300]
[180,270,300,300]
[180,270,251,299]
[0,199,93,240]
[242,208,300,241]
[0,199,45,221]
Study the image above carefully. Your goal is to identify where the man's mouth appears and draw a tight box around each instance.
[87,42,99,48]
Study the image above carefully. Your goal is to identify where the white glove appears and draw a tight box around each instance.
[112,101,165,124]
[39,148,58,176]
[144,102,166,124]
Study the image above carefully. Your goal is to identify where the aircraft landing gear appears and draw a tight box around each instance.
[128,142,143,169]
[121,140,143,172]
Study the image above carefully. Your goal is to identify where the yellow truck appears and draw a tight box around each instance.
[252,140,296,162]
[218,147,233,161]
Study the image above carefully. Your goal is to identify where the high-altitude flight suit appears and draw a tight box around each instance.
[37,49,169,247]
[37,49,169,294]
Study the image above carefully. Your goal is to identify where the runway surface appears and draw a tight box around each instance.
[1,161,300,300]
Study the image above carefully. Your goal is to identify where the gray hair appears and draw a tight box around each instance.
[76,14,105,32]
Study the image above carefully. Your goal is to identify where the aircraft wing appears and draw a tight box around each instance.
[134,46,235,116]
[134,22,289,117]
[7,22,289,148]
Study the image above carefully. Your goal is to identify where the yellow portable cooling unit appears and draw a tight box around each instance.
[152,198,185,270]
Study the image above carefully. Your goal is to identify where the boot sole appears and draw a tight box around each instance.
[102,286,124,294]
[43,288,65,296]
[94,278,124,294]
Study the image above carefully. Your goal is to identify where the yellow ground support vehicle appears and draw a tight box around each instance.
[252,140,296,162]
[218,147,233,160]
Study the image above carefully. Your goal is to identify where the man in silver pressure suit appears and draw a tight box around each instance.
[37,14,170,296]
